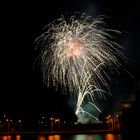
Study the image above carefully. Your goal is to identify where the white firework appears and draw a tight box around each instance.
[36,14,125,121]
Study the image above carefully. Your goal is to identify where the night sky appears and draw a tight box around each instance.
[1,0,140,118]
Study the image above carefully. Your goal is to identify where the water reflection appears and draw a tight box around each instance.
[38,136,46,140]
[105,134,122,140]
[0,136,12,140]
[48,135,61,140]
[0,134,122,140]
[74,135,104,140]
[16,135,21,140]
[67,134,122,140]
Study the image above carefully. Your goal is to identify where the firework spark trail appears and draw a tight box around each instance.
[75,106,99,121]
[36,14,125,122]
[75,70,112,120]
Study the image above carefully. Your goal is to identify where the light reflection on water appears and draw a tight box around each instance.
[68,134,122,140]
[48,135,61,140]
[0,134,122,140]
[105,134,122,140]
[16,135,21,140]
[0,136,12,140]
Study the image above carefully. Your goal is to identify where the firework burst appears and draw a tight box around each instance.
[36,14,125,122]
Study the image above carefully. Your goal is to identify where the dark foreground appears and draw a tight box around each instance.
[0,133,123,140]
[0,129,116,135]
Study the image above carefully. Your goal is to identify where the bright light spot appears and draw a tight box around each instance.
[18,120,21,123]
[16,135,21,140]
[66,38,84,58]
[105,134,115,140]
[38,136,46,140]
[48,135,61,140]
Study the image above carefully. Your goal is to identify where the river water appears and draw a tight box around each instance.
[0,134,122,140]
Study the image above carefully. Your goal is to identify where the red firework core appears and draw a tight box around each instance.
[66,38,84,57]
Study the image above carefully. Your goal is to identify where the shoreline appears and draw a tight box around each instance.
[0,130,121,135]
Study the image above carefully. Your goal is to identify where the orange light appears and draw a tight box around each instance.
[105,134,115,140]
[2,136,12,140]
[54,135,61,140]
[38,136,46,140]
[16,135,21,140]
[122,103,131,109]
[48,135,61,140]
[3,136,8,140]
[48,135,54,140]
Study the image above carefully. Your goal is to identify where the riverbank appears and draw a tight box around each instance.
[0,129,122,135]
